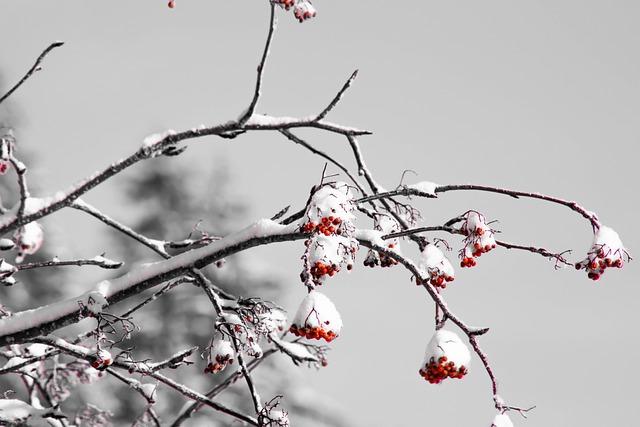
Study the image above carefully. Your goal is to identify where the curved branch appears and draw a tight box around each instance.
[0,41,64,105]
[0,220,306,346]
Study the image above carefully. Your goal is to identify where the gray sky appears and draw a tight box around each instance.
[1,1,639,426]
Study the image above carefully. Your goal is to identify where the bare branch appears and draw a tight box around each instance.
[238,1,277,125]
[0,41,64,105]
[316,69,359,121]
[16,256,123,271]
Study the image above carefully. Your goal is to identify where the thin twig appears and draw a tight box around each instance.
[238,1,277,125]
[0,41,64,105]
[16,257,123,271]
[316,69,359,121]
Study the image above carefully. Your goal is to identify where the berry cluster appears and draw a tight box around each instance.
[13,222,44,264]
[310,260,339,281]
[418,244,455,289]
[289,324,337,342]
[302,215,342,236]
[293,1,316,22]
[419,356,468,384]
[274,0,317,23]
[575,226,629,280]
[204,353,234,374]
[300,182,358,286]
[89,349,113,371]
[290,291,342,343]
[274,0,295,9]
[417,273,455,289]
[459,211,496,268]
[205,339,235,374]
[420,329,470,385]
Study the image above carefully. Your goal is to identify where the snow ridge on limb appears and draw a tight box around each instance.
[0,219,301,345]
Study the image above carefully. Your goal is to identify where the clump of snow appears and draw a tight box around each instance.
[267,409,290,427]
[0,239,15,251]
[492,413,514,427]
[418,244,455,289]
[290,291,342,342]
[419,329,470,384]
[92,255,122,269]
[13,221,44,263]
[274,339,318,362]
[303,182,356,235]
[81,291,108,316]
[407,181,438,197]
[0,399,55,426]
[205,339,235,374]
[459,211,497,268]
[142,129,176,149]
[575,225,630,281]
[307,234,357,285]
[0,259,17,280]
[2,356,38,373]
[25,343,50,357]
[258,308,288,335]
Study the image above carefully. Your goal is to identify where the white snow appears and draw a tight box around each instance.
[274,339,317,362]
[0,218,297,342]
[91,255,122,268]
[82,290,108,315]
[142,129,176,148]
[422,329,471,369]
[354,229,385,247]
[245,114,301,127]
[305,181,356,225]
[407,181,438,197]
[309,235,356,268]
[291,291,342,335]
[419,244,455,280]
[0,399,53,426]
[2,356,37,373]
[492,413,514,427]
[14,221,44,263]
[25,343,50,357]
[0,259,17,276]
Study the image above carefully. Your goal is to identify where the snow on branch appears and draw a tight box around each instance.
[0,219,302,345]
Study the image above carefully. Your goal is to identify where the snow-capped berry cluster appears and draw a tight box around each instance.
[418,330,470,384]
[459,211,496,268]
[290,291,342,342]
[492,413,514,427]
[305,235,357,285]
[204,338,235,374]
[363,214,402,268]
[274,0,317,23]
[417,244,455,289]
[302,182,356,236]
[13,222,44,263]
[575,225,629,281]
[0,133,14,175]
[301,182,358,286]
[89,349,113,371]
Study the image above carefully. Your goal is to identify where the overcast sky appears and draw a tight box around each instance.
[1,1,639,426]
